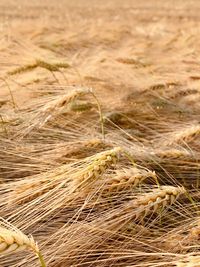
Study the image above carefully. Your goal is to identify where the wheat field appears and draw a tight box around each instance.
[0,0,200,266]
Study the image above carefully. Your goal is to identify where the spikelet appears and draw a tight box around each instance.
[187,220,200,244]
[163,233,186,252]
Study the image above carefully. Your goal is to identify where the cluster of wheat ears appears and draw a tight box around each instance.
[0,69,200,267]
[1,1,200,266]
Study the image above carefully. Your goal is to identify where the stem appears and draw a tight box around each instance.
[185,189,199,213]
[123,150,160,187]
[49,71,60,84]
[37,251,47,267]
[0,78,18,110]
[72,66,83,86]
[0,114,8,138]
[59,69,69,85]
[90,91,105,140]
[154,175,160,188]
[123,151,135,166]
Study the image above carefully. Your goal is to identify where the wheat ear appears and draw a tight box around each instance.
[101,168,157,194]
[41,88,91,113]
[35,59,70,72]
[7,63,38,75]
[97,186,185,232]
[74,147,121,186]
[7,59,70,75]
[154,148,191,159]
[11,147,121,205]
[16,88,90,138]
[162,124,200,146]
[0,226,46,267]
[189,223,200,241]
[125,186,185,221]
